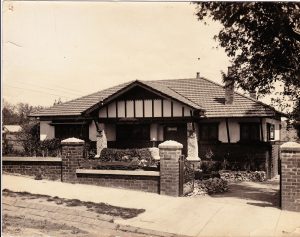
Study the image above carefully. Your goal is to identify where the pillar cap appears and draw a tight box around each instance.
[281,142,300,152]
[158,140,183,149]
[186,156,201,162]
[61,137,84,145]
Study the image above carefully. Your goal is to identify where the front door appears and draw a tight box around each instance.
[164,124,187,155]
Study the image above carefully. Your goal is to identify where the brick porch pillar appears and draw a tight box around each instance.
[61,137,84,182]
[159,140,183,196]
[280,142,300,212]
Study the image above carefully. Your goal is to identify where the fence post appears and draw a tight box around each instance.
[61,137,84,182]
[280,142,300,212]
[159,140,183,196]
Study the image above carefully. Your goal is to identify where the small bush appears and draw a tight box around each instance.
[200,160,223,173]
[219,170,267,182]
[99,148,154,165]
[187,178,229,196]
[40,138,61,157]
[201,178,228,194]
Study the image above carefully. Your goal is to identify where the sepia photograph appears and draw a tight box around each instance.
[2,1,300,236]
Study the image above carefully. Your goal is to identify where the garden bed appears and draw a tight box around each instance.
[219,170,267,182]
[81,147,160,171]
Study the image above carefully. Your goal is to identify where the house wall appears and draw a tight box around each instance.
[99,99,192,118]
[105,124,116,141]
[40,121,55,141]
[199,117,281,143]
[89,121,97,141]
[88,122,115,142]
[264,118,281,141]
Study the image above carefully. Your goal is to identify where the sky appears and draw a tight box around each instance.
[3,1,232,106]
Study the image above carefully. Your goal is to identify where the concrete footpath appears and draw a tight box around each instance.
[3,174,300,237]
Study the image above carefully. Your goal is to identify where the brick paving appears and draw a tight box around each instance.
[3,196,186,237]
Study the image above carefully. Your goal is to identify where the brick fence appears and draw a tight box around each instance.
[76,169,160,193]
[3,139,183,196]
[159,140,183,196]
[2,157,62,180]
[280,142,300,212]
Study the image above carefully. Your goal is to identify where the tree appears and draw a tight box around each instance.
[2,100,44,125]
[291,100,300,138]
[18,121,41,156]
[194,2,300,102]
[2,100,19,124]
[53,98,62,106]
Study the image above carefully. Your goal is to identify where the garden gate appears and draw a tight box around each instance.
[179,155,195,196]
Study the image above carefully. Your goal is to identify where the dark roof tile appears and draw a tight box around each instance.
[31,77,279,118]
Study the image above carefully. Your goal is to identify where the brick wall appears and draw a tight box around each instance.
[159,140,183,196]
[60,138,161,193]
[76,173,159,193]
[61,140,84,182]
[2,157,62,180]
[281,142,300,212]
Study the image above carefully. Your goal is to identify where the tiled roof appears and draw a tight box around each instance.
[31,81,133,116]
[140,80,201,110]
[154,78,278,118]
[31,77,280,118]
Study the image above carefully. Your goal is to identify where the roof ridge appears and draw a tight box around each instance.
[145,79,204,109]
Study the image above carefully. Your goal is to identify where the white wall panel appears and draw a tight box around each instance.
[144,100,152,117]
[117,101,125,117]
[127,100,134,117]
[154,100,162,117]
[135,100,143,117]
[163,100,171,117]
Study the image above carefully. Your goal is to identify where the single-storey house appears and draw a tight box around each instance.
[31,72,284,177]
[2,125,24,152]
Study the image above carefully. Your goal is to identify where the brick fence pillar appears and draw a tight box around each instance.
[61,137,84,182]
[159,140,183,196]
[280,142,300,212]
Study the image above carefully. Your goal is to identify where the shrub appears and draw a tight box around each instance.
[83,141,97,159]
[40,138,61,157]
[219,170,267,182]
[201,178,228,194]
[99,148,153,165]
[187,178,229,196]
[200,160,223,173]
[18,121,41,156]
[81,147,159,170]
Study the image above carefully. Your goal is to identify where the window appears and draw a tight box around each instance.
[240,123,260,141]
[199,123,219,141]
[54,124,89,140]
[116,124,150,141]
[267,123,275,140]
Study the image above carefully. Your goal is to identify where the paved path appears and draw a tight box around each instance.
[3,174,300,237]
[3,196,182,237]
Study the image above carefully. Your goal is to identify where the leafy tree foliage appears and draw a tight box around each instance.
[194,2,300,100]
[291,100,300,138]
[2,100,44,125]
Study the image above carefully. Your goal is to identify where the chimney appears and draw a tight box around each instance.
[249,90,257,100]
[225,67,234,105]
[196,72,200,79]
